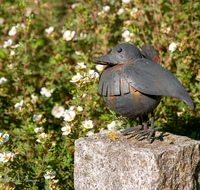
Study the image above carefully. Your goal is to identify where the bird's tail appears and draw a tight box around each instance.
[140,44,160,65]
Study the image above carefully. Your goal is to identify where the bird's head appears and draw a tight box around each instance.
[93,43,142,66]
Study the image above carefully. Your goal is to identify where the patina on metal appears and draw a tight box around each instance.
[94,43,194,141]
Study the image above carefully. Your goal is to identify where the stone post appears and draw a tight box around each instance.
[74,130,200,190]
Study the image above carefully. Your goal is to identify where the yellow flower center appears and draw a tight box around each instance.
[66,128,70,132]
[46,89,50,93]
[4,154,9,161]
[48,174,52,178]
[74,77,79,81]
[56,110,60,113]
[86,124,90,128]
[0,137,3,141]
[69,34,72,38]
[69,116,73,120]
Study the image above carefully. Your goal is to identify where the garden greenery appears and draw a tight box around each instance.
[0,0,199,189]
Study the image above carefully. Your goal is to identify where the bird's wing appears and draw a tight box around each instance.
[122,58,194,110]
[140,44,160,65]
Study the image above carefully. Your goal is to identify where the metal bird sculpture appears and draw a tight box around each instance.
[93,43,194,141]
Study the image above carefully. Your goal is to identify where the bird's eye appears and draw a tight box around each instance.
[106,47,112,53]
[117,47,122,53]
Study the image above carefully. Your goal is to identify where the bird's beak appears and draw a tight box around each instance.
[93,54,118,65]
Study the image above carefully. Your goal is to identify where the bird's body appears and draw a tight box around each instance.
[99,64,161,118]
[94,43,194,141]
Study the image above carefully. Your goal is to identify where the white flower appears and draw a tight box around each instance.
[82,93,86,98]
[124,20,132,25]
[40,87,54,97]
[130,8,138,16]
[103,6,110,12]
[36,132,47,143]
[98,11,105,17]
[169,42,177,52]
[70,73,83,82]
[83,77,90,83]
[3,39,12,48]
[88,70,99,78]
[14,100,23,109]
[75,62,86,69]
[10,51,15,55]
[122,0,130,3]
[115,120,123,126]
[33,114,42,122]
[63,30,75,41]
[8,26,17,36]
[61,125,71,135]
[77,106,83,111]
[63,110,76,121]
[80,33,87,38]
[96,65,104,72]
[8,64,14,69]
[0,77,7,84]
[82,120,94,129]
[51,106,65,118]
[45,26,54,34]
[44,171,56,180]
[71,3,81,9]
[86,130,94,136]
[25,7,32,17]
[122,27,127,31]
[34,127,42,133]
[0,133,9,144]
[177,112,183,116]
[0,18,4,24]
[75,51,81,55]
[107,121,116,130]
[16,23,25,28]
[166,27,171,34]
[31,94,38,104]
[122,30,133,42]
[11,44,20,48]
[0,152,12,163]
[117,8,124,15]
[69,106,74,111]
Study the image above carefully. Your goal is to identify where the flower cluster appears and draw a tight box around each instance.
[122,30,133,42]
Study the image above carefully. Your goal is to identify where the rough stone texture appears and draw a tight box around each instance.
[74,130,200,190]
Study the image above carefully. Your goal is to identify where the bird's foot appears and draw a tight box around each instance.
[120,125,143,135]
[128,127,163,141]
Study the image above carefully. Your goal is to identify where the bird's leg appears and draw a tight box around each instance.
[135,111,162,141]
[121,117,143,135]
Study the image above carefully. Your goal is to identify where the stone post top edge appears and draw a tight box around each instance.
[75,130,200,151]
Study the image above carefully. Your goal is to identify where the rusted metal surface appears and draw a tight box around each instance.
[93,43,194,140]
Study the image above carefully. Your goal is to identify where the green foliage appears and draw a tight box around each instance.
[0,0,199,189]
